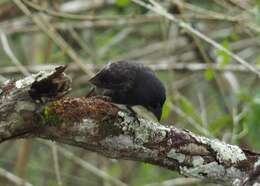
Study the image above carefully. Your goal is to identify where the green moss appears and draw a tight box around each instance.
[42,106,63,127]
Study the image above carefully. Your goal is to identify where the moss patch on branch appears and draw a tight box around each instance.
[42,96,119,126]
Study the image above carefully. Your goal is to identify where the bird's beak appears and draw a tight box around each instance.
[89,76,95,83]
[89,75,99,85]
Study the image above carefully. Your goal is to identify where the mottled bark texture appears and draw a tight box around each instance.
[0,67,259,186]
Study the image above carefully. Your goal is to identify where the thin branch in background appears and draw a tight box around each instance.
[0,167,34,186]
[1,62,260,76]
[98,28,133,58]
[172,0,249,22]
[231,107,249,143]
[0,33,32,186]
[51,142,63,186]
[0,33,30,76]
[67,28,94,58]
[23,0,121,21]
[1,14,243,36]
[131,0,260,77]
[144,177,202,186]
[0,156,96,185]
[15,140,32,180]
[168,101,213,138]
[42,141,128,186]
[174,1,235,119]
[1,15,162,35]
[12,0,94,77]
[59,0,112,13]
[197,92,208,129]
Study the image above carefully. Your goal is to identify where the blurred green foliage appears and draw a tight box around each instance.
[247,92,260,149]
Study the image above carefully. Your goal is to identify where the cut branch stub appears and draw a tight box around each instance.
[0,66,72,142]
[28,65,71,101]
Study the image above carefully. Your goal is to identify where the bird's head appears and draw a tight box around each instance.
[147,102,164,121]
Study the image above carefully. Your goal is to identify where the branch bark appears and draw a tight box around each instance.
[0,67,259,186]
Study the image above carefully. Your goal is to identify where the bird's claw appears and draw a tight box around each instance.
[127,106,140,125]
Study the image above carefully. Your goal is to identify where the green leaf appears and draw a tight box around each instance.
[161,99,171,120]
[132,164,176,185]
[257,53,260,65]
[246,92,260,149]
[256,0,260,24]
[204,68,215,81]
[230,33,240,41]
[116,0,130,7]
[218,40,231,67]
[208,115,232,135]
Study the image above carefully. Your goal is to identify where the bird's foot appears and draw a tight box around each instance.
[85,88,112,102]
[126,106,140,125]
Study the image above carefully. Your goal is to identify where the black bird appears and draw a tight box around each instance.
[89,60,166,121]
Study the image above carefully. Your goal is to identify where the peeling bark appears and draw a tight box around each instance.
[0,67,259,186]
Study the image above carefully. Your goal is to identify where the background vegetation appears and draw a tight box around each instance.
[0,0,260,185]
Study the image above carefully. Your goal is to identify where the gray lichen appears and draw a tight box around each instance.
[254,157,260,168]
[192,156,204,166]
[0,122,11,139]
[79,118,98,136]
[167,149,186,163]
[15,73,39,89]
[210,139,246,164]
[180,161,225,180]
[196,136,246,164]
[233,179,242,186]
[225,167,245,181]
[100,134,135,158]
[6,113,24,132]
[15,68,61,89]
[117,112,168,145]
[15,101,36,112]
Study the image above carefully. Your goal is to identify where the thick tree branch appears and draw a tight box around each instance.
[0,67,259,185]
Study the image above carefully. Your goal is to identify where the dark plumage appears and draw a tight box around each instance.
[89,60,166,121]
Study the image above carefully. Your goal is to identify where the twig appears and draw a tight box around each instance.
[1,62,260,75]
[168,101,213,137]
[12,0,94,77]
[0,33,30,76]
[131,0,260,77]
[172,0,247,22]
[51,142,63,186]
[0,167,34,186]
[23,0,125,21]
[98,28,133,58]
[43,142,128,186]
[144,177,202,186]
